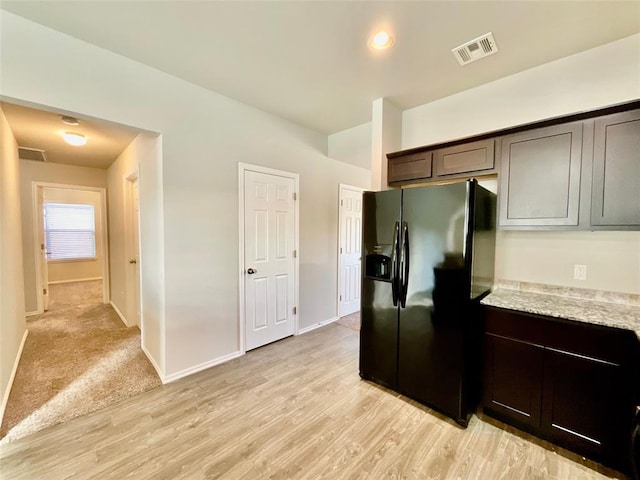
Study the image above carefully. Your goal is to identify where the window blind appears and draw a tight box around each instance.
[44,202,96,260]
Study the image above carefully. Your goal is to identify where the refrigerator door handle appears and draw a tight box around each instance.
[400,221,409,308]
[391,221,400,306]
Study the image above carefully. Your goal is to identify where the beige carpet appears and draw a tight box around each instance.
[0,280,161,444]
[336,311,360,331]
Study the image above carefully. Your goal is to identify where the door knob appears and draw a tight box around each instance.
[129,259,137,264]
[247,268,257,274]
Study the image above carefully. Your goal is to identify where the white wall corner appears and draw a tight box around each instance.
[109,300,129,327]
[0,329,28,425]
[371,98,402,191]
[162,350,244,384]
[141,343,165,383]
[296,316,339,335]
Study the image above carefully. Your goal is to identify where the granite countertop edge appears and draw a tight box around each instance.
[480,288,640,338]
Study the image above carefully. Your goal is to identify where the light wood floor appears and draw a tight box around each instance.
[0,324,624,479]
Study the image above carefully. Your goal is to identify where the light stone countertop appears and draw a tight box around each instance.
[481,288,640,338]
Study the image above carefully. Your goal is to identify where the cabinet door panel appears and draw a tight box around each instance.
[591,109,640,226]
[542,350,631,464]
[483,333,543,428]
[434,139,495,176]
[499,123,582,227]
[388,152,432,183]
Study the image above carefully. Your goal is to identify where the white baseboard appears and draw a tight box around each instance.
[162,350,244,384]
[109,301,129,327]
[0,329,29,425]
[297,316,339,335]
[48,277,103,285]
[25,310,40,317]
[141,343,164,383]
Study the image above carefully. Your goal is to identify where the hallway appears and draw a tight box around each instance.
[0,280,161,443]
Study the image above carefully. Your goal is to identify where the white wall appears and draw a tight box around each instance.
[402,34,640,149]
[108,133,164,373]
[44,187,104,283]
[0,107,27,420]
[0,12,369,380]
[328,122,372,171]
[19,159,108,313]
[401,34,640,295]
[371,98,402,191]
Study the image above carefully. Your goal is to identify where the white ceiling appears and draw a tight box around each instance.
[2,1,640,135]
[1,101,138,169]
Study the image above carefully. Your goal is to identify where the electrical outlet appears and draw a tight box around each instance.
[574,264,587,281]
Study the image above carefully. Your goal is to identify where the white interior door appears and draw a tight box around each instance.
[129,178,141,327]
[37,186,50,311]
[338,186,363,317]
[244,170,296,351]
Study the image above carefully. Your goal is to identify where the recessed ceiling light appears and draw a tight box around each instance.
[62,132,87,146]
[61,115,80,126]
[370,30,394,50]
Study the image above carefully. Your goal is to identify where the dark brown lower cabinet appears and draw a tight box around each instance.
[484,334,543,429]
[542,349,630,465]
[482,306,639,473]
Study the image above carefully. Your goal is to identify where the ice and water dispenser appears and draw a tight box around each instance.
[365,248,392,281]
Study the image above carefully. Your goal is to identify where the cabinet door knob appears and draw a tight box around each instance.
[129,259,137,264]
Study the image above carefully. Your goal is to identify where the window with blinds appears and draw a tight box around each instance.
[44,202,96,261]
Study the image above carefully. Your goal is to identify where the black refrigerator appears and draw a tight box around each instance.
[359,179,496,427]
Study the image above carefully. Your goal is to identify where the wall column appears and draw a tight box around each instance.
[371,98,402,191]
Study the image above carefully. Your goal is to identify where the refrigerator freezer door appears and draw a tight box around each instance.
[360,189,401,389]
[397,182,472,424]
[470,184,497,300]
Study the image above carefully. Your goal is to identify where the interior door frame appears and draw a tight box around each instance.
[31,181,110,314]
[337,184,365,318]
[124,169,141,328]
[238,163,299,354]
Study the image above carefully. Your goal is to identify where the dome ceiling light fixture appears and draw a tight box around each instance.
[61,115,80,126]
[62,132,87,146]
[369,30,394,50]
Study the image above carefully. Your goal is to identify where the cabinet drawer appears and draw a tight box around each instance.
[544,319,637,366]
[388,151,432,183]
[434,139,495,176]
[484,307,546,346]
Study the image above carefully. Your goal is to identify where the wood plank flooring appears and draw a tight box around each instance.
[0,324,624,479]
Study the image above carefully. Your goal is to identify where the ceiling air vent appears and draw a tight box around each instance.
[452,32,498,66]
[18,147,47,162]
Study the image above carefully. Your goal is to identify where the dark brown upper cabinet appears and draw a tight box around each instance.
[499,122,583,227]
[385,101,640,230]
[387,151,432,184]
[433,139,495,177]
[591,109,640,227]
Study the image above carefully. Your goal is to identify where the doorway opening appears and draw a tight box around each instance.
[32,183,109,314]
[0,100,163,443]
[336,184,363,332]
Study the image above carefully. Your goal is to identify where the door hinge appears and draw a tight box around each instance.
[339,295,342,301]
[340,247,343,254]
[341,199,343,206]
[293,192,297,201]
[293,250,297,258]
[293,306,297,315]
[43,288,47,294]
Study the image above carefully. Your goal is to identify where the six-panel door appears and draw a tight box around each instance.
[244,170,296,351]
